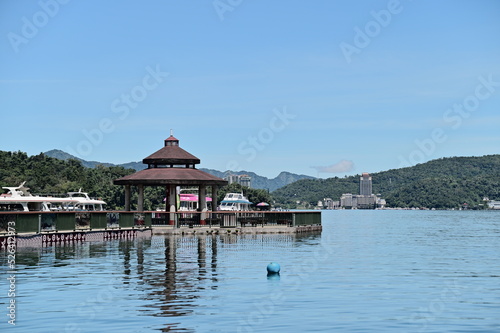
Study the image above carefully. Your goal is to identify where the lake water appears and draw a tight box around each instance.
[1,210,499,332]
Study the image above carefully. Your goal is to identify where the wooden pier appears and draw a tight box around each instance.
[0,210,321,248]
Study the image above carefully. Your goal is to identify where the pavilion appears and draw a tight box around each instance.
[113,133,228,217]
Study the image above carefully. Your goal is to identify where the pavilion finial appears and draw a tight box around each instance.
[164,130,179,147]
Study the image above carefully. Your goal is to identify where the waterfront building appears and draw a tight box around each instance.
[360,172,372,196]
[319,197,340,209]
[340,193,358,209]
[356,194,376,209]
[340,172,385,209]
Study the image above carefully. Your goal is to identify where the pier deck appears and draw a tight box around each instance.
[0,210,321,248]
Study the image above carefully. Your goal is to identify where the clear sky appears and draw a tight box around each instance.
[1,0,499,178]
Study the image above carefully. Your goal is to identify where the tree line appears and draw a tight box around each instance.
[0,151,134,209]
[2,151,499,210]
[0,151,272,210]
[271,155,500,209]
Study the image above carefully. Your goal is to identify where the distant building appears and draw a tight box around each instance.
[322,197,340,209]
[360,173,372,196]
[340,193,357,209]
[239,175,251,188]
[356,194,376,209]
[340,172,385,209]
[224,174,251,188]
[376,197,386,208]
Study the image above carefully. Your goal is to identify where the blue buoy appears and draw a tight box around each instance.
[266,262,280,274]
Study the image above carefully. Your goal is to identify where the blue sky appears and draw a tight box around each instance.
[1,0,499,178]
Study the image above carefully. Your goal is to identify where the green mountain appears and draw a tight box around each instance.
[198,169,315,192]
[4,150,499,210]
[43,150,314,191]
[44,149,116,168]
[272,155,500,209]
[0,150,134,209]
[0,151,278,210]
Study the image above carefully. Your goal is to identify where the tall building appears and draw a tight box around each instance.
[359,173,372,196]
[338,172,384,209]
[239,175,251,188]
[224,174,251,188]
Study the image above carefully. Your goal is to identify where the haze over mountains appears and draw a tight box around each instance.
[43,149,315,192]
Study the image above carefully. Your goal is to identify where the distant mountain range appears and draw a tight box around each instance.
[196,169,315,192]
[44,149,116,168]
[43,149,315,192]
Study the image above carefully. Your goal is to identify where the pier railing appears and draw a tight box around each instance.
[0,210,321,234]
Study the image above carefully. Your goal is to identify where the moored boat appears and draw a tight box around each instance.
[66,189,107,211]
[0,182,106,212]
[219,192,252,211]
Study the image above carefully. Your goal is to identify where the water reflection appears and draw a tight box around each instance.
[3,211,500,332]
[267,273,280,281]
[1,231,321,332]
[136,233,320,331]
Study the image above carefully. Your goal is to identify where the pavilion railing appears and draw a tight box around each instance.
[149,211,321,228]
[0,210,321,235]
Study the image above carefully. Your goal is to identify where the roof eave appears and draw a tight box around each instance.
[142,158,201,165]
[114,179,228,186]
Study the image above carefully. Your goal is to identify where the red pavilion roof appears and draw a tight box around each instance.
[114,133,227,186]
[143,145,200,165]
[114,168,227,186]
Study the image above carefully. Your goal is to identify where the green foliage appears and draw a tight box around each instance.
[0,151,135,209]
[2,151,499,210]
[272,155,500,209]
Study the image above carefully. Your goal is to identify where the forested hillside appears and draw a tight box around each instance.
[0,151,136,209]
[0,151,271,210]
[272,155,500,209]
[43,149,314,191]
[3,151,500,210]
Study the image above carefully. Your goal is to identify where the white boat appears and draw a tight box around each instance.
[66,189,107,211]
[0,182,106,212]
[487,200,500,210]
[219,192,252,211]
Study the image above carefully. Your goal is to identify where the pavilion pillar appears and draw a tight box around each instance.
[137,184,144,211]
[199,185,207,210]
[199,185,207,225]
[168,185,176,226]
[124,185,131,211]
[165,186,169,212]
[211,185,218,211]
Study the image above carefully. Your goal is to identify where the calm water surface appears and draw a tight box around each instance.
[1,210,499,332]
